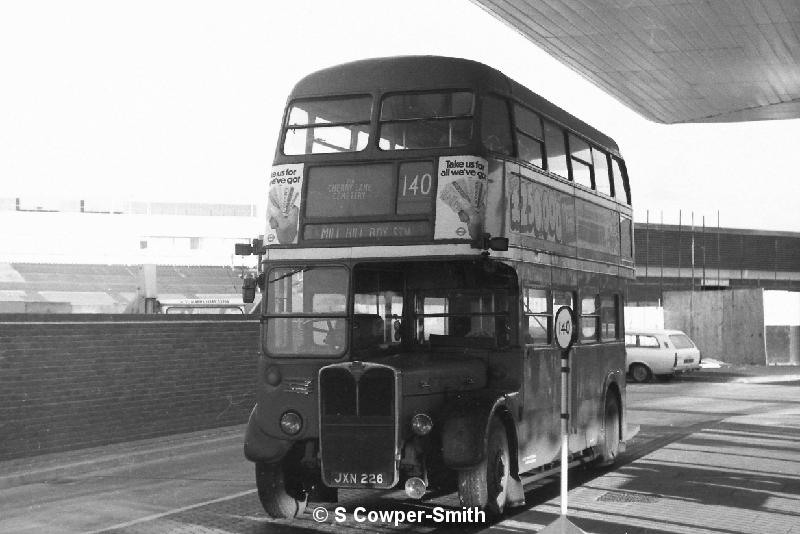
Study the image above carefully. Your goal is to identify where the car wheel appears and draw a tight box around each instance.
[457,418,510,516]
[255,460,308,519]
[629,363,652,383]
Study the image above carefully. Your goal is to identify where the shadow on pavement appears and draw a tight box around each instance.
[488,415,800,534]
[90,409,800,534]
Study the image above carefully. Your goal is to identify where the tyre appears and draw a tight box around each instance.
[629,363,652,383]
[457,418,510,516]
[255,460,308,519]
[597,392,621,466]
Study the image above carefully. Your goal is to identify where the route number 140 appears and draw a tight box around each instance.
[401,173,432,197]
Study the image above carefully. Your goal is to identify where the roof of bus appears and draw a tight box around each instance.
[289,55,620,153]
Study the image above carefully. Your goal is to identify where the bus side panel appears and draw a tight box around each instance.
[517,345,561,470]
[570,270,627,453]
[569,342,625,453]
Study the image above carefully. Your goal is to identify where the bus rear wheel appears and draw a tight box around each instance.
[597,392,621,467]
[255,460,308,519]
[457,418,510,516]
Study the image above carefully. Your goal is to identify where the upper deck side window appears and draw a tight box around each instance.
[567,135,623,201]
[611,157,631,205]
[506,100,629,204]
[379,91,474,150]
[594,148,612,197]
[481,95,513,155]
[568,134,594,190]
[543,120,569,179]
[569,133,633,206]
[283,96,372,155]
[514,104,545,169]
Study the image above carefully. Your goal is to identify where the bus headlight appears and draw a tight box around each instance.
[280,411,302,435]
[411,413,433,436]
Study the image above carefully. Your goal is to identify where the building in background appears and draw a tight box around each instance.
[0,196,262,313]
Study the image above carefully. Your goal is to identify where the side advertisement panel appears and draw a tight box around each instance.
[576,198,621,259]
[506,163,577,255]
[266,163,304,245]
[503,162,623,264]
[434,155,488,240]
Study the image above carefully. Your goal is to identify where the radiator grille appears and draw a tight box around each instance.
[320,366,394,416]
[319,364,397,489]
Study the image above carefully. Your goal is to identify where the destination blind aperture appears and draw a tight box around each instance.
[302,161,436,243]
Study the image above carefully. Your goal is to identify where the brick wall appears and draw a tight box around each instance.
[0,315,259,461]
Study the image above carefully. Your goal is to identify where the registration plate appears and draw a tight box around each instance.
[331,472,386,485]
[684,358,694,363]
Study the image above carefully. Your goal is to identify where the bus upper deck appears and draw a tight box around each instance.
[265,56,632,278]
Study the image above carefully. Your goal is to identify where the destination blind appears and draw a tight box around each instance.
[304,163,435,220]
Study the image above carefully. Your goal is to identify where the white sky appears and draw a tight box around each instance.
[1,0,798,232]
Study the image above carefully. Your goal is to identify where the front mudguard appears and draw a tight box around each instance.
[440,391,516,469]
[243,405,293,463]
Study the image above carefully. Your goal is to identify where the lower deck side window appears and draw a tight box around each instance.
[523,287,550,345]
[600,294,620,340]
[525,288,620,346]
[580,295,599,342]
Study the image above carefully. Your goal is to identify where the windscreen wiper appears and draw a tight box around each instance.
[268,266,312,284]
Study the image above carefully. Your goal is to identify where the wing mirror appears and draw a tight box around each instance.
[471,233,509,251]
[242,273,265,304]
[242,274,257,303]
[235,238,265,256]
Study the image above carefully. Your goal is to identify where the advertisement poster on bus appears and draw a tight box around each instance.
[575,198,620,258]
[434,155,488,241]
[506,165,577,254]
[266,163,303,245]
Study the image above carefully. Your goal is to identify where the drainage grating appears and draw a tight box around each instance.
[597,491,660,503]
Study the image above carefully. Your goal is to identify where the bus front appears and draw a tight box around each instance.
[244,58,520,518]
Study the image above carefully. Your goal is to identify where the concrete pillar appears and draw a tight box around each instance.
[664,289,766,365]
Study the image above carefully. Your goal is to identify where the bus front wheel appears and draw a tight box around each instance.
[255,460,308,519]
[457,418,510,516]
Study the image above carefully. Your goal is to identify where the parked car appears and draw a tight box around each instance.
[625,329,702,382]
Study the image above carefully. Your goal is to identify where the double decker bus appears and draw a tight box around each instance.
[241,56,635,519]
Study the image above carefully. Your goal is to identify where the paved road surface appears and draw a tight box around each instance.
[1,377,798,534]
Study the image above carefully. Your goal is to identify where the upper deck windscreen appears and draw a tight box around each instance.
[284,96,371,155]
[378,91,474,151]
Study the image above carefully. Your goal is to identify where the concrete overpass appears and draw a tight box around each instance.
[474,0,800,123]
[630,223,800,304]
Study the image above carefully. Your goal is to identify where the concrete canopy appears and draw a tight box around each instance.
[473,0,800,123]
